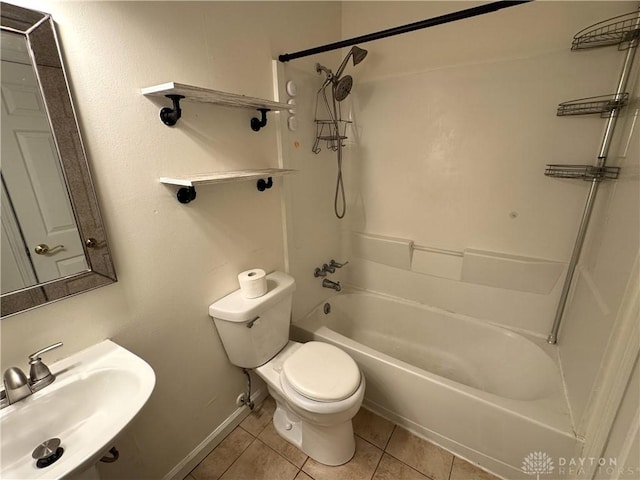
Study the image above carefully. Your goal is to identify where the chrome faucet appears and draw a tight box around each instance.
[1,342,63,407]
[322,279,342,292]
[314,259,349,278]
[2,368,31,405]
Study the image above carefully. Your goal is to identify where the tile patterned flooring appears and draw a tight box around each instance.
[185,397,500,480]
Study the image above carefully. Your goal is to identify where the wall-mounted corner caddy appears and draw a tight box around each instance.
[545,9,639,345]
[141,82,291,131]
[546,10,639,182]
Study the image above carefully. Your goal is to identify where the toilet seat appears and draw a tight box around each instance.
[282,342,361,402]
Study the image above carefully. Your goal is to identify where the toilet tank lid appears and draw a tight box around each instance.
[208,271,296,322]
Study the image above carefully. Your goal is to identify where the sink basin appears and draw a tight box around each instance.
[0,340,155,479]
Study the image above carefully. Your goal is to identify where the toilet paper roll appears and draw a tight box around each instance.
[238,269,267,299]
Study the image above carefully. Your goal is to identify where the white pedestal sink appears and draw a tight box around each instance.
[0,340,155,479]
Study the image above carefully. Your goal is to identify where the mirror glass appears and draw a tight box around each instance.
[1,3,116,317]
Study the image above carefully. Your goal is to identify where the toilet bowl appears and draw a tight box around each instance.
[256,341,365,465]
[209,271,365,465]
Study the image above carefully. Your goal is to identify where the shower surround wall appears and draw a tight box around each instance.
[277,57,348,320]
[338,0,639,473]
[340,1,636,334]
[0,1,341,478]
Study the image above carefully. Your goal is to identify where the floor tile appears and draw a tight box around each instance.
[302,436,383,480]
[220,438,298,480]
[372,453,430,480]
[183,475,197,480]
[294,472,314,480]
[240,396,276,436]
[258,420,308,467]
[353,408,395,449]
[191,427,254,480]
[450,457,501,480]
[385,427,454,480]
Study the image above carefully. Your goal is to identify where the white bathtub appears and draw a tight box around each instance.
[292,291,582,479]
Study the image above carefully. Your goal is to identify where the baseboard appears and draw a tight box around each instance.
[164,388,268,480]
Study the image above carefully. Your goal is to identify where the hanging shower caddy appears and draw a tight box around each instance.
[545,9,640,344]
[312,85,352,154]
[312,119,351,153]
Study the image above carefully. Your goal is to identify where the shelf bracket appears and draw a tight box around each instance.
[257,177,273,191]
[250,108,270,132]
[176,186,197,204]
[160,95,185,126]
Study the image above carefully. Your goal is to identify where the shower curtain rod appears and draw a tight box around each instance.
[278,0,532,63]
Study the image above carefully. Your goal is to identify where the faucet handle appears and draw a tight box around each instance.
[29,342,63,363]
[29,342,62,388]
[314,267,327,278]
[323,263,336,274]
[329,259,349,269]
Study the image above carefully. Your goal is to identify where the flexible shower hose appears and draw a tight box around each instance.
[334,132,346,219]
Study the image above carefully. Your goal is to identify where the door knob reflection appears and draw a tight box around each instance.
[34,244,64,255]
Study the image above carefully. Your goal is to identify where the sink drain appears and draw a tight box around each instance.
[32,438,64,468]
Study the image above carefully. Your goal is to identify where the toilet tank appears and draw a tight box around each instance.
[209,271,296,368]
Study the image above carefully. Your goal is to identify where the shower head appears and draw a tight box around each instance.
[333,75,353,102]
[351,46,368,66]
[334,46,368,80]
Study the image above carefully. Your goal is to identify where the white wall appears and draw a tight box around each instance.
[338,0,640,469]
[0,2,340,478]
[594,354,639,480]
[278,55,349,321]
[339,1,636,335]
[559,54,640,432]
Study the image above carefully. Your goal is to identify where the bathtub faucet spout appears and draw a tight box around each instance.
[322,279,342,292]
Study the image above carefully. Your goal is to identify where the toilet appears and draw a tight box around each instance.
[209,271,365,466]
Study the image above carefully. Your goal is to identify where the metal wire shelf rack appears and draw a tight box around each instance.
[571,11,640,50]
[557,93,628,118]
[544,164,620,181]
[312,120,352,153]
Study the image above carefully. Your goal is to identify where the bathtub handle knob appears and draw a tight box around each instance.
[314,267,327,278]
[329,259,349,269]
[323,263,336,274]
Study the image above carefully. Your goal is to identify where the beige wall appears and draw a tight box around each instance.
[0,2,340,478]
[2,1,638,478]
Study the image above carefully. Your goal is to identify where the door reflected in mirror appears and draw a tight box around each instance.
[1,3,116,317]
[1,30,88,294]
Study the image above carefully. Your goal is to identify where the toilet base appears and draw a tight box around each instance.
[269,389,356,466]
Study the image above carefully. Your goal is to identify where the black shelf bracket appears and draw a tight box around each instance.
[176,186,197,204]
[251,108,271,132]
[172,178,274,203]
[257,177,273,191]
[160,95,185,126]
